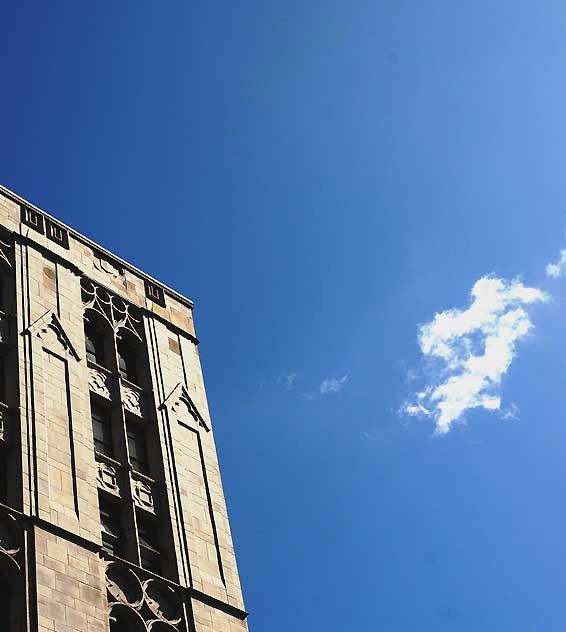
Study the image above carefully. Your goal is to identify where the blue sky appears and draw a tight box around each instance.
[4,1,566,629]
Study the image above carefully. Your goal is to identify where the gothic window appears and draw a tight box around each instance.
[82,278,176,582]
[127,423,148,475]
[100,497,124,557]
[138,515,162,574]
[91,404,113,457]
[117,338,138,384]
[84,317,106,367]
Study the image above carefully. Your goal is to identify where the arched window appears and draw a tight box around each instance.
[117,336,138,384]
[84,314,106,367]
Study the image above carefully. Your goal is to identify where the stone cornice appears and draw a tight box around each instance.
[0,184,195,310]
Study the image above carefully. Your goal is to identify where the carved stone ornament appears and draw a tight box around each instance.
[122,383,144,417]
[132,478,155,513]
[26,311,80,360]
[106,563,144,608]
[81,277,142,340]
[143,580,182,625]
[106,564,186,632]
[97,459,121,496]
[161,383,209,432]
[89,365,114,401]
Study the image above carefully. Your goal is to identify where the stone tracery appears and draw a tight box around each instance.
[81,277,143,340]
[105,562,185,632]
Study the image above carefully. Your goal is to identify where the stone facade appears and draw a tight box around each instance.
[0,185,249,631]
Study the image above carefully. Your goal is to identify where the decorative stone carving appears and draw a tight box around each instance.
[89,364,114,401]
[26,311,80,360]
[122,382,144,417]
[143,580,182,625]
[96,458,121,496]
[81,277,142,340]
[161,383,209,432]
[105,563,187,632]
[106,563,144,608]
[132,477,155,513]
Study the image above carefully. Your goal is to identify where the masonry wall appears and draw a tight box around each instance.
[0,186,249,632]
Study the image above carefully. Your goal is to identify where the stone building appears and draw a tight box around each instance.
[0,185,249,632]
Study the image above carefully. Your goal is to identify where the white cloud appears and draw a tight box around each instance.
[276,372,297,391]
[498,403,519,421]
[546,248,566,278]
[320,374,349,395]
[402,276,548,434]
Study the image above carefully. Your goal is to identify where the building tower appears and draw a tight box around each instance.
[0,185,249,632]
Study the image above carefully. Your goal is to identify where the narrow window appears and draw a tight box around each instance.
[127,423,149,475]
[138,516,162,574]
[117,340,138,384]
[91,404,113,457]
[100,497,123,557]
[84,318,105,366]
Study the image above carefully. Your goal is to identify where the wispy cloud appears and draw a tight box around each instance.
[320,374,349,395]
[546,248,566,278]
[300,373,350,399]
[276,372,297,391]
[402,276,548,434]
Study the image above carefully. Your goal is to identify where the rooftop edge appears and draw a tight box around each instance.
[0,184,194,310]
